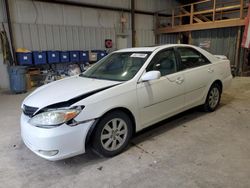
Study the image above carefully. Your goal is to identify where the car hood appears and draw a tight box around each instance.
[23,76,121,109]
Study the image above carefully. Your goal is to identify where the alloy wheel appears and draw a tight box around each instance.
[100,118,128,151]
[208,87,220,109]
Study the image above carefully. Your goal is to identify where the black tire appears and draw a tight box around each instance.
[91,110,133,157]
[203,83,222,112]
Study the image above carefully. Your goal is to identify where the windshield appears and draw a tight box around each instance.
[80,52,151,81]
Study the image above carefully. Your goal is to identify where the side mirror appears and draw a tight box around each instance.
[140,71,161,82]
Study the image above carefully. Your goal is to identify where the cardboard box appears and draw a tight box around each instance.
[89,52,97,62]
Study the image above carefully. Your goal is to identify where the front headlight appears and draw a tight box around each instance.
[28,109,81,128]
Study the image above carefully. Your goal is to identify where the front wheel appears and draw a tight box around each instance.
[91,110,133,157]
[203,83,221,112]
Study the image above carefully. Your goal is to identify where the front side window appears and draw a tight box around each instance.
[177,47,210,70]
[80,52,151,81]
[146,49,177,77]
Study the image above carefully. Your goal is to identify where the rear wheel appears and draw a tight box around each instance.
[203,83,221,112]
[91,110,132,157]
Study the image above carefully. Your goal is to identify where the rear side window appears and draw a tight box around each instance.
[177,47,210,70]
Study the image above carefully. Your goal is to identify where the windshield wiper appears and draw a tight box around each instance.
[79,74,124,82]
[79,74,96,78]
[79,74,102,79]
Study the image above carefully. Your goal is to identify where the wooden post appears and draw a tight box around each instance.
[4,0,16,65]
[154,13,159,44]
[213,0,216,22]
[188,31,192,44]
[190,4,194,24]
[172,9,175,27]
[240,0,244,19]
[235,27,242,75]
[177,33,181,44]
[131,0,136,47]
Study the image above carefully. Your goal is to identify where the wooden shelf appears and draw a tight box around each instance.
[156,0,246,34]
[157,18,245,34]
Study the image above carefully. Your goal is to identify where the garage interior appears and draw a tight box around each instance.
[0,0,250,187]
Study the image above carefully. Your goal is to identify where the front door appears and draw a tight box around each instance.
[137,48,185,128]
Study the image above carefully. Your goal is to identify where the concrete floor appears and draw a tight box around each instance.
[0,77,250,188]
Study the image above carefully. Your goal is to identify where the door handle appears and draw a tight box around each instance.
[208,68,214,73]
[175,77,184,84]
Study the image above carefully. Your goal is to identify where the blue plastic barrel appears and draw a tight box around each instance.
[8,66,27,93]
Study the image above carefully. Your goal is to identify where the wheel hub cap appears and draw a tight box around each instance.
[101,118,128,151]
[208,87,219,109]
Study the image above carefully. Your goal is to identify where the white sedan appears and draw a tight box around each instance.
[21,44,232,160]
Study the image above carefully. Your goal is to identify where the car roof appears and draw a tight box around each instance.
[115,44,195,53]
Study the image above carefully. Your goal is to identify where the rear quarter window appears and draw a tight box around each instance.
[177,47,211,70]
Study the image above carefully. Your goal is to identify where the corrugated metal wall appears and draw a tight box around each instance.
[0,0,177,89]
[136,0,175,12]
[12,24,118,51]
[10,0,127,27]
[4,0,176,51]
[159,33,179,44]
[64,0,130,9]
[0,0,178,52]
[0,0,9,89]
[65,0,176,12]
[135,0,179,46]
[191,27,238,65]
[0,0,6,23]
[135,14,154,46]
[9,0,130,50]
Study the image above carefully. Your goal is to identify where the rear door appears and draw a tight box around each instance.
[176,47,215,108]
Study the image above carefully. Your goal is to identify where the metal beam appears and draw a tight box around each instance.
[4,0,16,65]
[131,0,136,47]
[34,0,171,17]
[235,27,242,75]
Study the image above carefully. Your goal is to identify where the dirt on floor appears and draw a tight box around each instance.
[0,77,250,188]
